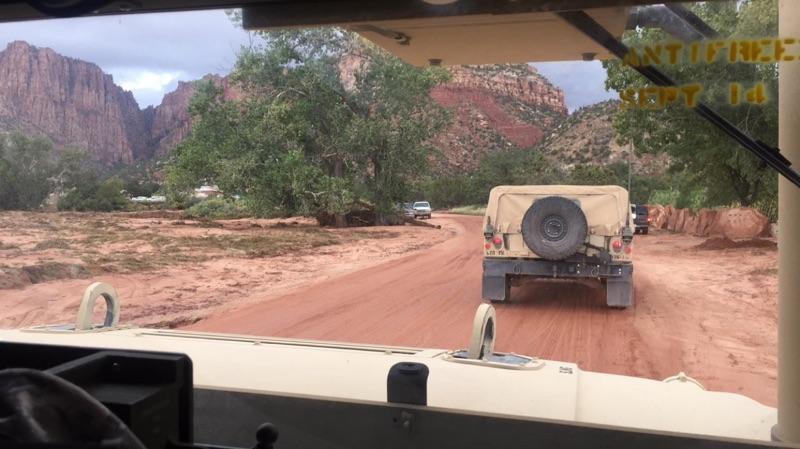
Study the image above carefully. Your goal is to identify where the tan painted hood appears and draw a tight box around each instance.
[485,185,630,236]
[0,327,776,441]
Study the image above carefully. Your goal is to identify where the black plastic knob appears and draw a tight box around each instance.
[254,423,279,449]
[387,362,429,406]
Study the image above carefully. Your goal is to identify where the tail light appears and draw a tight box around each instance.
[624,244,633,254]
[492,236,503,248]
[647,217,652,223]
[612,239,623,252]
[484,243,492,250]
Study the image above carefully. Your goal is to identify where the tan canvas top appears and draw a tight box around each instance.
[485,185,630,235]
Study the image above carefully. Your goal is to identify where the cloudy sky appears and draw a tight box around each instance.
[0,10,255,107]
[0,9,614,110]
[533,61,617,111]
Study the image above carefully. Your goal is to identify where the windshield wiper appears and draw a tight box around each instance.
[558,10,800,189]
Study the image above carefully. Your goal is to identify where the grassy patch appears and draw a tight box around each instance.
[345,230,401,240]
[6,211,406,276]
[448,205,486,216]
[749,267,778,276]
[0,241,18,250]
[0,262,91,289]
[79,228,146,246]
[34,238,71,250]
[83,252,197,273]
[81,227,399,273]
[22,262,91,284]
[175,229,344,257]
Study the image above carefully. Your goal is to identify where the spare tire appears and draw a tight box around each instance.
[521,196,588,260]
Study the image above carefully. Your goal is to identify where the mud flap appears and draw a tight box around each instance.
[606,265,634,308]
[482,274,509,302]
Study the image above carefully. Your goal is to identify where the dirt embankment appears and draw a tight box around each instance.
[647,204,772,240]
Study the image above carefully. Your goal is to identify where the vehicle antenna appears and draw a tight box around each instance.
[628,142,633,202]
[628,140,635,226]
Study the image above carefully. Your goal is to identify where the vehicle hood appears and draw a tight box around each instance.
[0,327,775,442]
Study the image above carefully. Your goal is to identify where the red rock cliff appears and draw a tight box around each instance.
[0,41,147,164]
[443,65,566,114]
[0,42,568,171]
[431,64,568,171]
[0,41,242,163]
[148,75,239,158]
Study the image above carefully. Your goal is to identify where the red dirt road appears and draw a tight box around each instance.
[191,214,778,406]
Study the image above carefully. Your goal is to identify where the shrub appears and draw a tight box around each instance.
[449,205,486,216]
[753,195,778,222]
[34,238,71,250]
[419,175,477,209]
[58,178,130,212]
[185,197,249,219]
[166,189,198,209]
[648,188,680,206]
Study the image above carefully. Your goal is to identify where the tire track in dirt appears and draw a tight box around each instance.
[190,214,777,405]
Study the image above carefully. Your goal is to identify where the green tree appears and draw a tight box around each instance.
[55,150,129,212]
[115,161,161,197]
[469,148,562,203]
[53,149,99,192]
[167,29,450,224]
[566,164,619,186]
[0,132,55,210]
[57,177,129,212]
[418,175,476,208]
[603,0,777,207]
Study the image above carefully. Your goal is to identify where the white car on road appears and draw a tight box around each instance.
[412,201,432,219]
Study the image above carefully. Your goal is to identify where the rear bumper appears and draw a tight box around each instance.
[482,258,634,306]
[482,258,632,279]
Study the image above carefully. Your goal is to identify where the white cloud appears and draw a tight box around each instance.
[119,71,180,92]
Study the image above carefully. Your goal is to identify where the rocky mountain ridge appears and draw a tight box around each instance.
[0,41,146,164]
[536,100,667,174]
[144,75,240,159]
[0,41,238,164]
[431,64,567,171]
[0,40,640,173]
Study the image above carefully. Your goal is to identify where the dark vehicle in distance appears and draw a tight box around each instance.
[631,204,650,234]
[400,202,415,218]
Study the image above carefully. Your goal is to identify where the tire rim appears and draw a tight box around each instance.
[541,214,568,241]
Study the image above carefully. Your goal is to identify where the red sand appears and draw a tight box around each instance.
[192,215,778,406]
[0,212,778,405]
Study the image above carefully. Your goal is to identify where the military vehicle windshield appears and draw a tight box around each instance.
[0,0,786,421]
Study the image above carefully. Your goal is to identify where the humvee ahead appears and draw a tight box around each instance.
[482,185,634,308]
